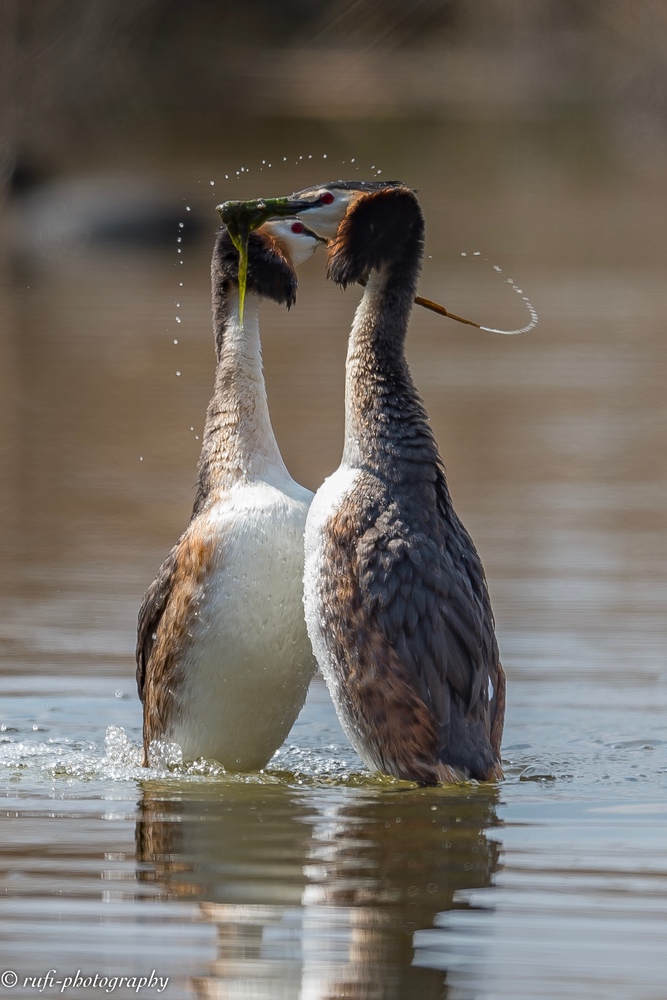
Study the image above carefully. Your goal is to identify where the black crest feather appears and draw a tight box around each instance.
[327,186,424,288]
[213,227,298,308]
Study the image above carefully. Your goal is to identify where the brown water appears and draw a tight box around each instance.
[1,125,667,999]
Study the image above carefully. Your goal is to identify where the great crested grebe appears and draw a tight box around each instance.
[136,218,321,769]
[294,182,505,784]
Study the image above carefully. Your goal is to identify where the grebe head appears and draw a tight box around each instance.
[262,217,326,267]
[323,184,424,290]
[213,218,323,308]
[287,179,405,240]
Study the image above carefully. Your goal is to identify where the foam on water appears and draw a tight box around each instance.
[2,719,666,796]
[0,726,430,791]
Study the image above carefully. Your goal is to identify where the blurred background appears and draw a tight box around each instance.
[1,3,667,997]
[3,0,667,176]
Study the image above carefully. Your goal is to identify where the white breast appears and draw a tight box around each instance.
[167,480,316,770]
[303,465,359,696]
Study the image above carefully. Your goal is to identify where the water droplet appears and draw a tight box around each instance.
[473,251,481,256]
[350,157,356,163]
[139,456,144,462]
[376,169,382,174]
[190,426,194,431]
[210,180,215,186]
[176,371,181,376]
[175,317,181,323]
[186,206,191,212]
[195,435,199,441]
[461,252,467,256]
[179,282,184,287]
[177,248,182,254]
[178,222,184,229]
[173,339,179,345]
[493,265,502,272]
[323,153,327,158]
[177,237,182,243]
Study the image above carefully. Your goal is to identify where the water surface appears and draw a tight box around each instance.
[1,128,666,998]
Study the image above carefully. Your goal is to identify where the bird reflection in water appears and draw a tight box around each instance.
[135,782,500,998]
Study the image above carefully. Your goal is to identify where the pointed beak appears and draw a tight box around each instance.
[217,192,345,244]
[298,225,329,246]
[288,192,359,241]
[216,195,331,234]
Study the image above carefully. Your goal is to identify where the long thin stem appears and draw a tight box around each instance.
[414,295,482,329]
[228,227,249,324]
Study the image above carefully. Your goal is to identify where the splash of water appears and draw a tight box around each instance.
[456,254,539,335]
[0,722,431,790]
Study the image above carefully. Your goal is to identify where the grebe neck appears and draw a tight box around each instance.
[194,292,288,507]
[342,263,435,476]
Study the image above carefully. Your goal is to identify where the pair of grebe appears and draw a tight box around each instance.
[137,181,505,783]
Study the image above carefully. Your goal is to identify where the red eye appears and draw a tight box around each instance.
[320,191,335,205]
[291,221,305,233]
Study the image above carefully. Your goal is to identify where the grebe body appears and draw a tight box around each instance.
[137,221,320,769]
[299,184,505,784]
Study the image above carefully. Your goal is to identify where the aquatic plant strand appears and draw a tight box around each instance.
[228,225,249,323]
[217,195,325,324]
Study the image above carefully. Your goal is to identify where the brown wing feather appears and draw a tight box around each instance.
[136,526,216,763]
[323,468,503,782]
[433,463,505,762]
[136,544,179,702]
[322,500,447,784]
